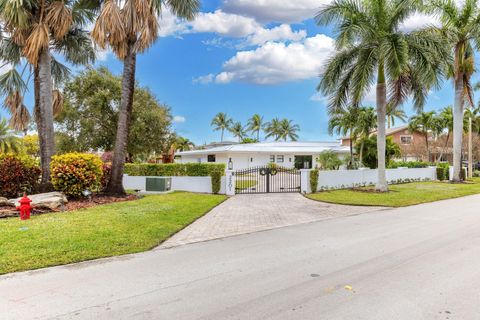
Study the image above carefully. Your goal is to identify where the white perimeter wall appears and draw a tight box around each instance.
[315,167,436,191]
[123,175,226,194]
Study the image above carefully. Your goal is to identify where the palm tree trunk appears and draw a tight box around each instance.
[349,132,353,169]
[438,130,450,162]
[376,64,388,191]
[452,73,464,182]
[257,130,259,142]
[37,49,55,191]
[221,129,224,142]
[387,116,391,129]
[359,140,364,166]
[106,46,136,196]
[425,132,429,162]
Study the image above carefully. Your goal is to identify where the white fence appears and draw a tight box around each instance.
[123,175,226,194]
[306,167,437,193]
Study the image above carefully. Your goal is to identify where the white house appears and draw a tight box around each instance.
[176,141,350,170]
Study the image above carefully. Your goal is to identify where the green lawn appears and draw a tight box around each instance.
[306,178,480,207]
[236,179,257,189]
[0,192,226,275]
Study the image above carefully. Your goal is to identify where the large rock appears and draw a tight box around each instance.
[9,192,68,210]
[0,197,12,207]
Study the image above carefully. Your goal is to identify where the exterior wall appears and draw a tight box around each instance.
[123,175,226,194]
[314,167,436,191]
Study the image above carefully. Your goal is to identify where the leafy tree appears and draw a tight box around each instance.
[264,117,281,140]
[0,0,96,188]
[229,121,247,142]
[247,114,264,141]
[316,0,447,191]
[55,68,172,160]
[278,119,300,141]
[428,0,480,181]
[386,104,407,128]
[355,106,377,165]
[211,112,233,142]
[20,135,40,159]
[329,105,359,167]
[357,136,401,169]
[317,150,342,170]
[91,0,200,195]
[0,118,21,153]
[409,111,437,161]
[175,137,195,151]
[436,106,453,161]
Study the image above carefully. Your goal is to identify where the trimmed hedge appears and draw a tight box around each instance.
[310,169,319,193]
[436,163,449,181]
[388,161,432,169]
[0,154,41,198]
[125,163,226,194]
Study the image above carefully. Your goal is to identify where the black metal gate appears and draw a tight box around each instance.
[234,165,301,194]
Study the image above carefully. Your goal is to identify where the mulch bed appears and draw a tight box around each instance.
[0,194,138,219]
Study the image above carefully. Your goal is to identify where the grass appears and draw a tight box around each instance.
[306,178,480,207]
[0,192,226,275]
[236,179,257,189]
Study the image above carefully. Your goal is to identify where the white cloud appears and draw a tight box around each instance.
[245,24,306,46]
[222,0,330,23]
[193,73,215,84]
[399,12,440,32]
[173,115,186,123]
[190,10,261,37]
[199,34,334,85]
[310,92,327,102]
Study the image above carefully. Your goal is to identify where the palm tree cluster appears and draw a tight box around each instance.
[0,0,200,195]
[317,0,480,190]
[211,112,300,142]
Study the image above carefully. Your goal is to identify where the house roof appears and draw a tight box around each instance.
[177,141,349,156]
[340,125,411,141]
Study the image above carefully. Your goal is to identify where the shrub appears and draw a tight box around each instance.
[310,169,319,193]
[51,153,103,197]
[436,163,449,181]
[473,170,480,178]
[317,151,342,170]
[0,154,40,198]
[101,162,112,191]
[211,170,222,194]
[388,161,431,169]
[124,163,226,177]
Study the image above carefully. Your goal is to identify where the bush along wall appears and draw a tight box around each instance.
[0,154,41,198]
[125,163,226,194]
[310,169,319,193]
[436,163,449,181]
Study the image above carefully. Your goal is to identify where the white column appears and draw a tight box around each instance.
[225,170,236,196]
[300,169,312,194]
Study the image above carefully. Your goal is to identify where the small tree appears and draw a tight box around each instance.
[317,151,342,170]
[357,136,401,169]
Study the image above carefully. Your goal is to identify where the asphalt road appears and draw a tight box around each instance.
[2,194,480,319]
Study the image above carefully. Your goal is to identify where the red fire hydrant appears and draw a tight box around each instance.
[16,193,33,220]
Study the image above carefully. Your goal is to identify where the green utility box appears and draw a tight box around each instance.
[145,177,172,192]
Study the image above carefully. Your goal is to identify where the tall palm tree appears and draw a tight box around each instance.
[0,0,95,189]
[229,121,246,142]
[409,111,436,162]
[436,106,454,161]
[278,119,300,141]
[264,117,282,140]
[0,118,21,153]
[175,136,195,151]
[92,0,200,195]
[428,0,480,181]
[355,106,377,165]
[247,114,263,141]
[316,0,447,191]
[211,112,233,142]
[328,105,359,166]
[386,103,407,128]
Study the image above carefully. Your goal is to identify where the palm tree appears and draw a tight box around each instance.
[328,105,359,167]
[0,118,21,153]
[264,117,282,140]
[247,114,263,141]
[428,0,480,181]
[386,104,407,128]
[0,0,96,189]
[92,0,199,195]
[316,0,447,191]
[355,106,377,165]
[229,122,246,142]
[436,106,454,161]
[409,111,437,162]
[175,136,195,151]
[211,112,233,142]
[278,119,300,141]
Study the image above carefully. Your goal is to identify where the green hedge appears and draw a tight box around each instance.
[436,163,449,181]
[388,161,432,169]
[310,169,319,193]
[124,163,226,194]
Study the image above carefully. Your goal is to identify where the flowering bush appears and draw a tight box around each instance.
[0,154,41,198]
[101,162,112,191]
[51,153,103,197]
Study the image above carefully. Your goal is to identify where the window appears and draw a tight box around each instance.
[400,135,412,145]
[207,154,216,162]
[276,155,284,163]
[270,155,275,162]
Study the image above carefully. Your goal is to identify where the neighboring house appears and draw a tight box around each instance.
[340,125,453,163]
[176,141,350,170]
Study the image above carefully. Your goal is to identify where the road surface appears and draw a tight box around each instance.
[1,195,480,319]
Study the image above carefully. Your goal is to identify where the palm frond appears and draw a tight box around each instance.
[0,68,27,96]
[23,22,50,65]
[46,1,73,40]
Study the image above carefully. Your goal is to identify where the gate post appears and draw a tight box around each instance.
[225,170,236,196]
[300,169,312,194]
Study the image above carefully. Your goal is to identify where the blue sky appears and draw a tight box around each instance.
[2,0,477,145]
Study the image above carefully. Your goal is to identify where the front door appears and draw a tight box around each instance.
[294,155,312,169]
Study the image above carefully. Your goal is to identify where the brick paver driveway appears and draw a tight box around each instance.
[160,193,385,248]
